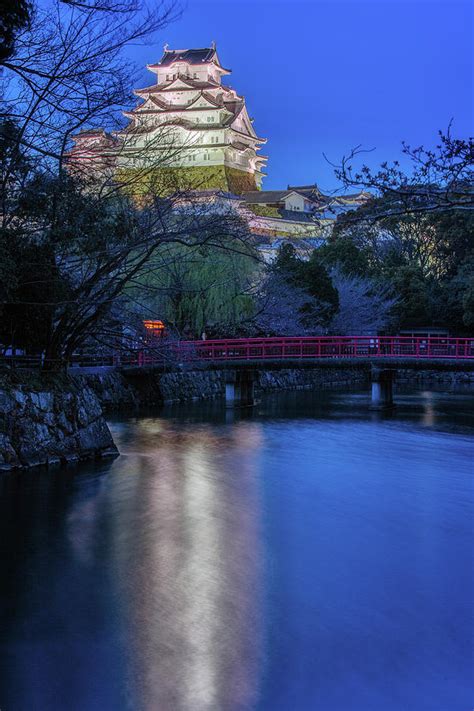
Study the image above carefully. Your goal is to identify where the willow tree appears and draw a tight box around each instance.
[129,228,257,338]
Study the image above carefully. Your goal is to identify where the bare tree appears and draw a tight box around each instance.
[1,163,255,367]
[250,269,325,336]
[1,0,180,169]
[328,269,398,335]
[332,127,473,219]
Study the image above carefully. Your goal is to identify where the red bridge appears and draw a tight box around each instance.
[129,335,474,367]
[3,336,474,369]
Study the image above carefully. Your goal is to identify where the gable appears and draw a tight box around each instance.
[135,97,167,112]
[186,92,219,110]
[165,77,196,90]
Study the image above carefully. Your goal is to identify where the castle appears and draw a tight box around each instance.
[68,45,367,250]
[69,44,267,193]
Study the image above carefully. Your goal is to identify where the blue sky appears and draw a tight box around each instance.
[127,0,472,191]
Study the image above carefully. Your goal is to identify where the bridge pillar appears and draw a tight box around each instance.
[370,367,395,409]
[225,369,256,408]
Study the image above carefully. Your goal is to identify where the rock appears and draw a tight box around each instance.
[0,372,117,472]
[30,391,54,411]
[0,433,19,467]
[12,390,28,407]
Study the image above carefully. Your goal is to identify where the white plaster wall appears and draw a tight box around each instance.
[284,194,306,212]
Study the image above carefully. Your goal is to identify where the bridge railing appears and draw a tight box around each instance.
[178,336,474,362]
[1,336,473,369]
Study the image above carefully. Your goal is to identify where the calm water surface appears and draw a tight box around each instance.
[0,388,473,711]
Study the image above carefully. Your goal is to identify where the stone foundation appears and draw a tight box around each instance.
[83,365,371,408]
[395,369,474,386]
[0,371,117,471]
[257,367,369,393]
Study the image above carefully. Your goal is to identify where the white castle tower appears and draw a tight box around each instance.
[69,45,267,193]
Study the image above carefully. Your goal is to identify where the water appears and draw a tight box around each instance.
[0,388,473,711]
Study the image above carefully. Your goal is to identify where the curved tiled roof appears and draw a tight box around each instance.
[135,77,238,97]
[153,48,217,67]
[147,47,231,73]
[242,190,292,204]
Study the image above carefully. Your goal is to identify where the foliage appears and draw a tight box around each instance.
[0,0,32,61]
[331,193,474,332]
[115,165,258,198]
[131,239,257,337]
[273,244,339,324]
[251,269,324,336]
[442,257,474,329]
[317,236,372,277]
[256,244,338,333]
[246,204,282,218]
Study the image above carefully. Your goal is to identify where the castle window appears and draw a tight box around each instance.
[207,116,215,123]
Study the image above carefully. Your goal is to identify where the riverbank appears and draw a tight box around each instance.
[0,370,117,471]
[2,363,473,471]
[83,364,372,409]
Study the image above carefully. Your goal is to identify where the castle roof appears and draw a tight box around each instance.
[147,46,231,73]
[242,190,305,204]
[134,77,235,96]
[155,47,217,66]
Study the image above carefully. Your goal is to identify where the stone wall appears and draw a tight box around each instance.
[257,367,370,392]
[159,369,225,402]
[83,365,371,408]
[80,369,139,410]
[395,369,474,386]
[0,371,117,471]
[83,368,226,408]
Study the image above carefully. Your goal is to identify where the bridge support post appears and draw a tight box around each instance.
[225,369,256,408]
[370,367,395,409]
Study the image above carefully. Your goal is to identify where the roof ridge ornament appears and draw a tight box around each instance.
[163,43,169,52]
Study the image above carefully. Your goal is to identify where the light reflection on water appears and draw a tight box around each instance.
[109,422,263,711]
[0,388,473,711]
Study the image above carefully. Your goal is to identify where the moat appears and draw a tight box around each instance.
[1,387,473,711]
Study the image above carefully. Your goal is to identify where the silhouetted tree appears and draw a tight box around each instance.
[335,128,473,217]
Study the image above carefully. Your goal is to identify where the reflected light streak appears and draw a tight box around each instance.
[110,422,264,711]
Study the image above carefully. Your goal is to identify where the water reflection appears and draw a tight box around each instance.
[108,421,264,711]
[0,387,473,711]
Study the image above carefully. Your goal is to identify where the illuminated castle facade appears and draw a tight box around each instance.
[69,45,267,193]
